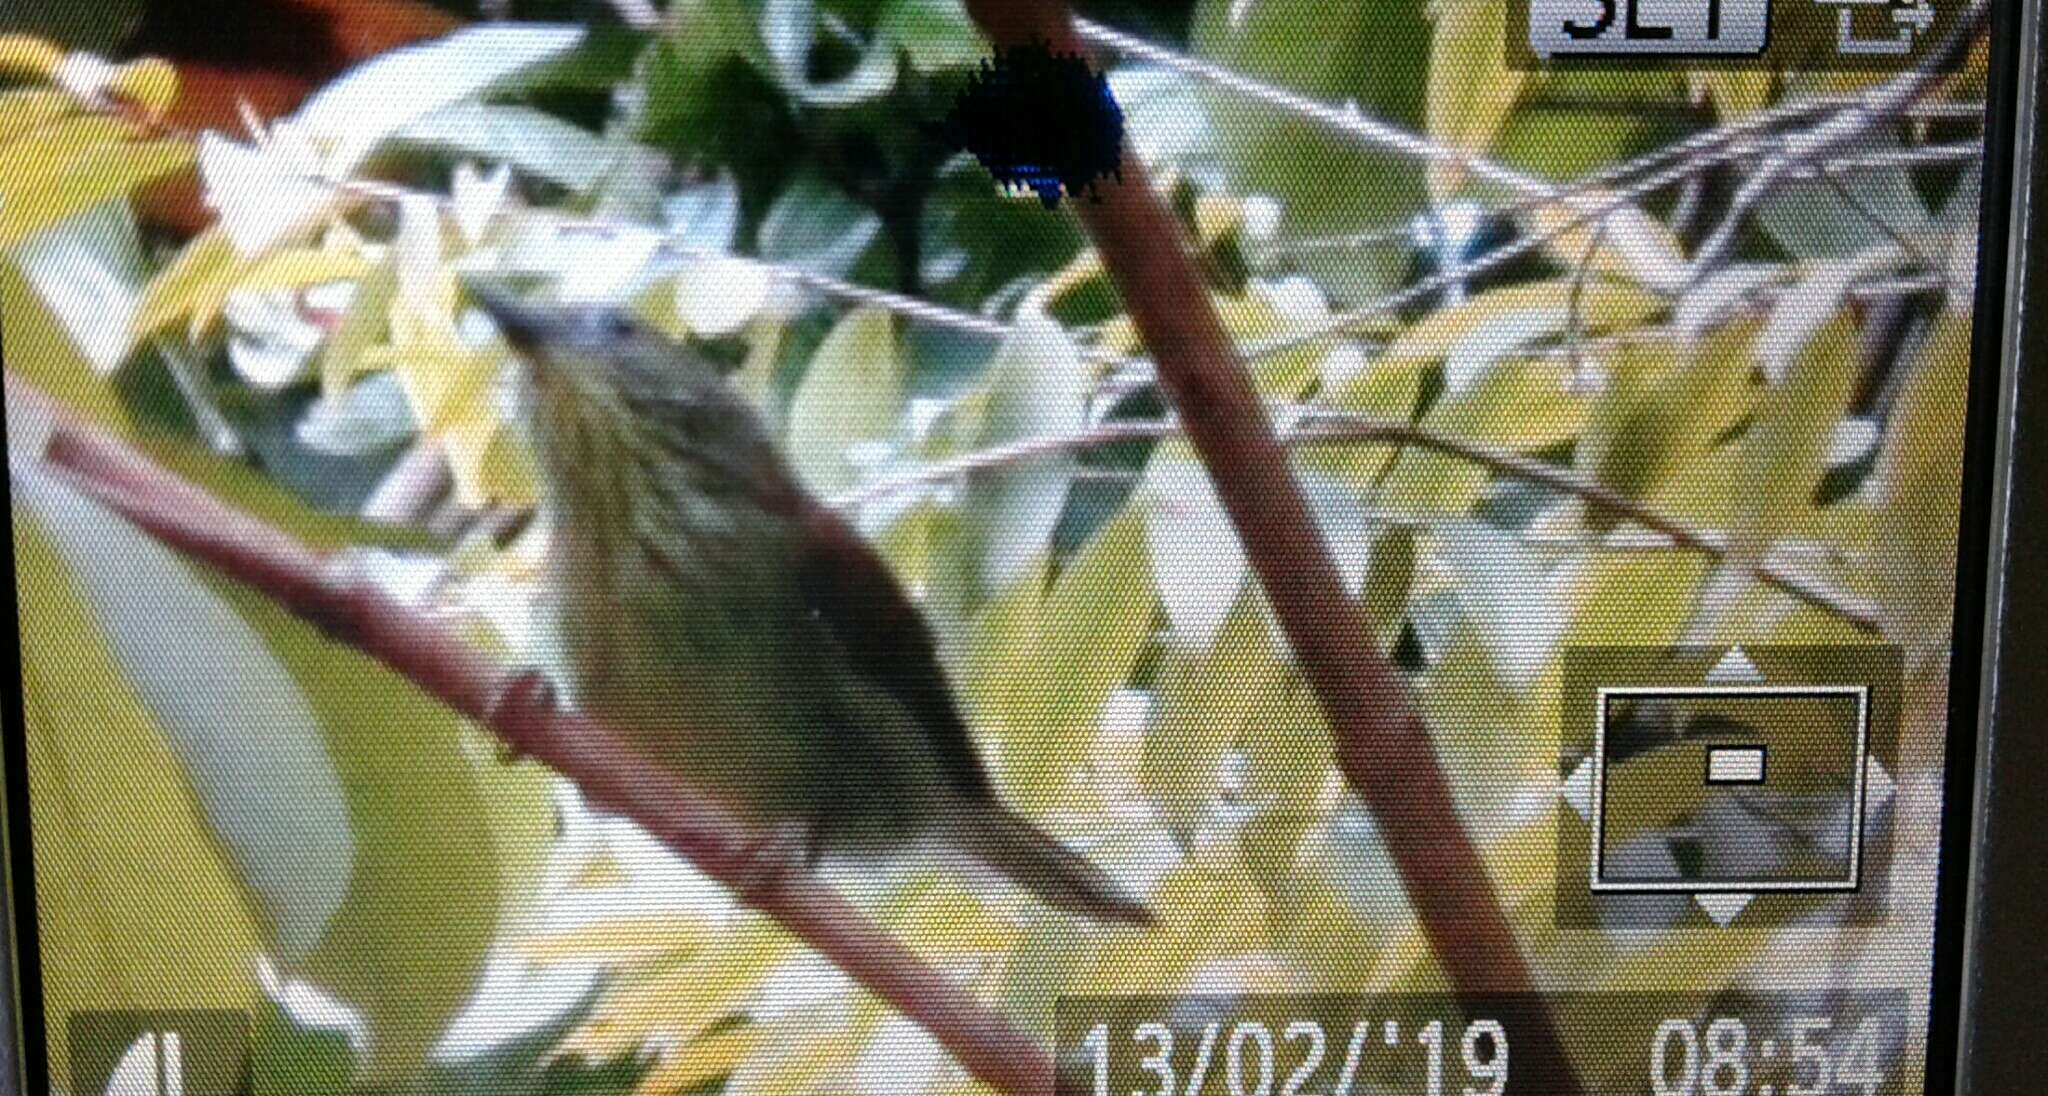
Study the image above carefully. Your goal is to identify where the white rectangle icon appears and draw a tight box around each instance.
[1590,684,1870,893]
[1530,0,1771,56]
[1706,745,1768,784]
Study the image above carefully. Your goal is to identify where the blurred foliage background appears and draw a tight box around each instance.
[0,0,1987,1091]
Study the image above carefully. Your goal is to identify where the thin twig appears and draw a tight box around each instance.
[832,411,1882,632]
[1099,136,1768,404]
[330,177,1042,351]
[1685,0,1990,285]
[193,33,1977,407]
[1073,16,1557,199]
[154,336,245,457]
[1118,63,1982,400]
[4,372,1057,1096]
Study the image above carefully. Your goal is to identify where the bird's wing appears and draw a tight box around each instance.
[791,501,993,802]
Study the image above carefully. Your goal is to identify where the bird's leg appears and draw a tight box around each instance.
[486,669,559,763]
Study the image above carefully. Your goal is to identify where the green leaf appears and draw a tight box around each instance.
[0,0,144,50]
[918,159,1086,308]
[1414,624,1551,818]
[14,199,148,374]
[1873,309,1971,653]
[1142,445,1247,647]
[0,88,77,146]
[1728,311,1858,560]
[15,473,356,964]
[132,226,238,340]
[1693,70,1776,118]
[965,509,1157,810]
[1755,134,1933,260]
[1432,521,1567,688]
[757,172,884,278]
[13,461,525,1085]
[1190,0,1432,298]
[290,23,589,177]
[1144,590,1291,839]
[1378,357,1588,515]
[877,0,986,72]
[392,103,625,195]
[1493,68,1688,187]
[785,307,902,494]
[1424,0,1526,201]
[1578,325,1755,529]
[632,0,760,154]
[1360,522,1418,644]
[1219,280,1343,399]
[0,258,133,431]
[204,249,372,343]
[206,572,515,1085]
[0,117,192,250]
[1376,278,1665,373]
[11,499,265,1092]
[761,0,898,106]
[1310,353,1427,487]
[932,312,1088,601]
[317,258,400,397]
[1563,551,1714,649]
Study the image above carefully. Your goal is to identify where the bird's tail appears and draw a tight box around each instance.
[945,802,1153,925]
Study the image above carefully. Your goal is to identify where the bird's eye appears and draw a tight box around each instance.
[607,314,636,339]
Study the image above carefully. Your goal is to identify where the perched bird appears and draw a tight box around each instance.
[473,288,1152,925]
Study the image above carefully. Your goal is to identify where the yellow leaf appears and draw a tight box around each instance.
[1873,309,1971,652]
[1693,70,1775,119]
[0,87,73,145]
[1379,278,1665,368]
[317,258,398,395]
[885,878,1023,957]
[576,923,794,1052]
[107,57,181,121]
[978,509,1157,810]
[1215,282,1331,398]
[0,120,193,249]
[135,229,370,344]
[1144,591,1290,838]
[435,364,533,509]
[520,916,716,964]
[1379,357,1588,514]
[134,226,237,338]
[635,1027,762,1096]
[13,513,263,1088]
[1578,324,1757,524]
[187,247,371,341]
[0,33,62,80]
[1311,353,1426,485]
[1425,0,1526,200]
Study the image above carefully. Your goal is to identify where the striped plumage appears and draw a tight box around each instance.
[478,290,1149,923]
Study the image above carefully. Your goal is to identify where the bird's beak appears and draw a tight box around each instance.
[466,281,557,353]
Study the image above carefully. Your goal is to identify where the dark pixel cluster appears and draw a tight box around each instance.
[934,40,1125,210]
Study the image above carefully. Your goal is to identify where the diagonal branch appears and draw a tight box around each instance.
[3,372,1055,1096]
[960,1,1584,1091]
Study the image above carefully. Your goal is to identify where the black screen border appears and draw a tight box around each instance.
[1949,0,2047,1085]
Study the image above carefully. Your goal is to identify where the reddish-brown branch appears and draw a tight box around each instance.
[6,373,1054,1096]
[958,3,1582,1090]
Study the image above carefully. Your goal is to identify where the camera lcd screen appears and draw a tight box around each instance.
[0,0,2015,1093]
